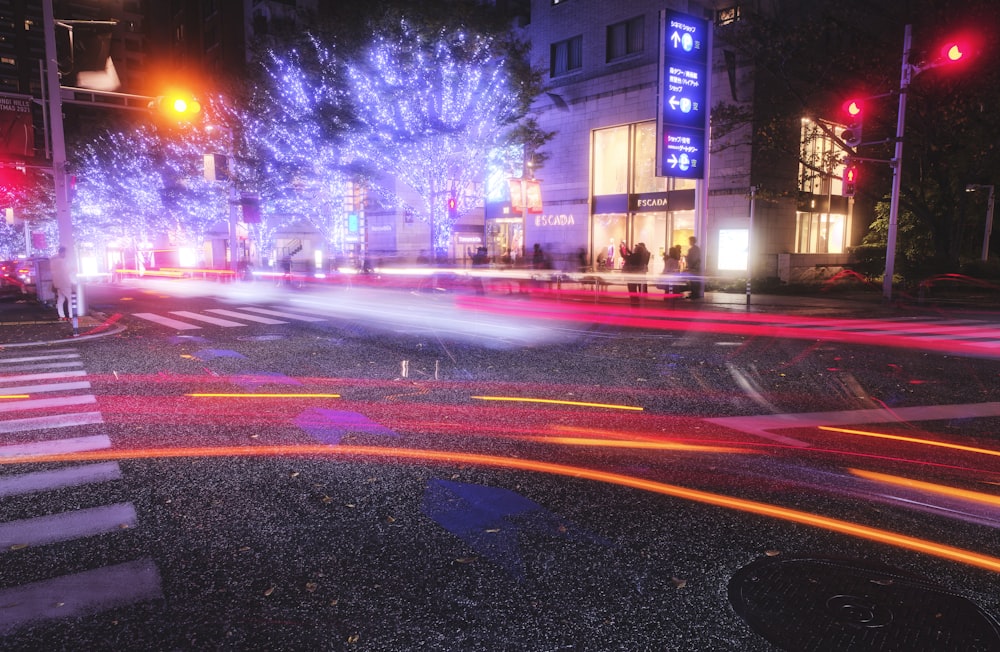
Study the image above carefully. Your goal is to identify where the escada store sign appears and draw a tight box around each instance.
[630,192,671,211]
[535,214,576,227]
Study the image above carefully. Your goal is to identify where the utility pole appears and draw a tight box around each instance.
[42,0,79,311]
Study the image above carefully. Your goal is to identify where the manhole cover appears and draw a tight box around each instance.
[728,556,1000,651]
[237,334,287,341]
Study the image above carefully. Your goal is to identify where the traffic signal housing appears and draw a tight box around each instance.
[150,92,202,122]
[842,162,858,198]
[842,99,863,148]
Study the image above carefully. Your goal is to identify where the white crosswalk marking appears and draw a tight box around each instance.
[0,559,162,634]
[0,380,91,395]
[169,310,247,326]
[0,348,162,633]
[236,306,326,321]
[0,503,137,549]
[0,411,103,434]
[206,308,288,324]
[0,463,122,498]
[130,305,326,329]
[132,312,202,329]
[0,434,112,459]
[0,370,88,384]
[0,394,96,414]
[0,352,80,365]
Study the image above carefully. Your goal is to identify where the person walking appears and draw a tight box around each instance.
[50,246,74,321]
[685,236,703,299]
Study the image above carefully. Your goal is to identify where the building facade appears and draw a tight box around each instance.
[523,0,863,282]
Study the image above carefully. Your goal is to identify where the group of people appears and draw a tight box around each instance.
[619,236,703,304]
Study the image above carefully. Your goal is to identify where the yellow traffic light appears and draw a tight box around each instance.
[149,92,202,121]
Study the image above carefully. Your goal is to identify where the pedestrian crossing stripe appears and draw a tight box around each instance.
[132,305,326,329]
[206,308,287,324]
[169,310,247,327]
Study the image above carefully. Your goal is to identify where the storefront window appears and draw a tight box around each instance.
[592,214,626,270]
[795,212,845,254]
[593,125,629,195]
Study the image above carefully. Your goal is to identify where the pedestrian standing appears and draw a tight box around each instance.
[50,246,74,321]
[685,236,703,299]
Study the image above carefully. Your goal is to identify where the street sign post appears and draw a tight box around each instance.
[657,9,710,180]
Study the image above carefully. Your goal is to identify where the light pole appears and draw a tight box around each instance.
[966,184,995,262]
[42,0,78,306]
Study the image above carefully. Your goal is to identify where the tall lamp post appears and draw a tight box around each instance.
[965,184,995,262]
[42,0,78,305]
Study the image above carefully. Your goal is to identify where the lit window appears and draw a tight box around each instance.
[717,6,741,26]
[550,35,582,77]
[607,16,644,62]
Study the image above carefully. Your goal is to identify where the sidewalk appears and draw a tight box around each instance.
[0,295,116,348]
[2,282,997,348]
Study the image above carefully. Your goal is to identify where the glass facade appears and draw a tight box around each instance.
[796,118,850,254]
[591,121,695,271]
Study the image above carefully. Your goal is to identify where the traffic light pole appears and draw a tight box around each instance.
[42,0,80,311]
[883,25,912,302]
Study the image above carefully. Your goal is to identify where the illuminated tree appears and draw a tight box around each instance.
[346,20,535,255]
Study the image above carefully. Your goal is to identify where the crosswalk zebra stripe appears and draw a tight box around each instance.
[0,434,111,458]
[0,558,162,634]
[0,412,103,435]
[236,306,326,321]
[0,380,91,395]
[0,502,137,549]
[0,370,88,384]
[169,310,247,327]
[206,308,288,324]
[0,462,121,498]
[132,312,202,330]
[0,361,84,373]
[0,394,96,414]
[0,353,80,365]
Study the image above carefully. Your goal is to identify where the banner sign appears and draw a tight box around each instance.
[0,93,34,159]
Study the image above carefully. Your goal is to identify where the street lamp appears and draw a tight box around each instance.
[966,184,995,262]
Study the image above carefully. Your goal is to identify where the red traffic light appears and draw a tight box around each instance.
[842,164,858,197]
[843,99,863,117]
[844,166,858,184]
[937,33,979,66]
[447,197,457,211]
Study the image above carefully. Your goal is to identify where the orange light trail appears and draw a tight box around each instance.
[471,395,643,411]
[0,395,29,399]
[849,468,1000,508]
[185,393,341,398]
[820,426,1000,458]
[3,444,1000,573]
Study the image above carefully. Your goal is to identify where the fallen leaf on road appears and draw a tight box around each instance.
[671,577,687,589]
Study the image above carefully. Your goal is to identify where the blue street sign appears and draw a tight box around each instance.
[658,9,710,180]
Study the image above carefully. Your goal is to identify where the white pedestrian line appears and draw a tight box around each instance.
[0,361,84,373]
[132,312,202,330]
[0,502,137,550]
[206,308,288,324]
[0,411,103,435]
[0,352,79,365]
[0,370,87,384]
[236,306,326,321]
[706,401,1000,444]
[0,434,111,458]
[0,394,96,414]
[0,462,121,498]
[169,310,247,327]
[0,380,91,395]
[0,558,162,634]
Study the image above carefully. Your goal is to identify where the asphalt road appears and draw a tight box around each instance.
[2,279,1000,651]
